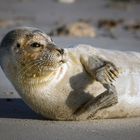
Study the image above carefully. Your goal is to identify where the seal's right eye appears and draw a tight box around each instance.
[30,42,41,48]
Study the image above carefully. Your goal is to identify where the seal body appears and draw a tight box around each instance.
[0,27,140,120]
[78,45,140,119]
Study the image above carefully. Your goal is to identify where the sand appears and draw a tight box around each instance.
[0,118,140,140]
[0,0,140,140]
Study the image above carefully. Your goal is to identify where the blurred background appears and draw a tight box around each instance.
[0,0,140,50]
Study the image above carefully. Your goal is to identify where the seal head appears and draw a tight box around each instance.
[0,27,66,82]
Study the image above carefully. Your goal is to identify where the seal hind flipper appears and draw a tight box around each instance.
[73,84,118,120]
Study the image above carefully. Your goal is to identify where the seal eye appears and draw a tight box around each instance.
[16,43,20,48]
[30,42,41,48]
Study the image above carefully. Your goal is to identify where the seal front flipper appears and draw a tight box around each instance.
[95,62,119,85]
[80,55,119,84]
[75,55,119,120]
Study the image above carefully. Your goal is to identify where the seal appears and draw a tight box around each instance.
[0,27,140,120]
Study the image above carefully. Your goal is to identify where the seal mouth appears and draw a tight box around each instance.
[60,60,65,63]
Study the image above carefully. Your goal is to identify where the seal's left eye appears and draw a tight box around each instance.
[16,43,20,48]
[30,42,41,48]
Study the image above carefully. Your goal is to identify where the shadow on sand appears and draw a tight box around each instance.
[0,98,43,120]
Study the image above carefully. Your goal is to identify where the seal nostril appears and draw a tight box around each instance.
[60,49,64,55]
[57,48,64,55]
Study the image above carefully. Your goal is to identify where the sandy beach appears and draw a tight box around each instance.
[0,0,140,139]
